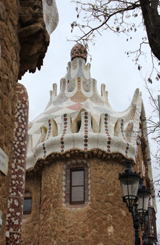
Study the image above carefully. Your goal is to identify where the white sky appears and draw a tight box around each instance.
[20,0,160,235]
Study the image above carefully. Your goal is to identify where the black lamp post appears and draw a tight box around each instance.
[119,160,151,245]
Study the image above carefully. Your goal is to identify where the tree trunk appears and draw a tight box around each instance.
[140,0,160,61]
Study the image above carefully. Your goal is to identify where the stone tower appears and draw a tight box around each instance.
[22,44,157,244]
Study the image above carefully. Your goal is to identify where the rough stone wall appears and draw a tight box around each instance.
[5,83,29,244]
[18,0,50,79]
[0,0,50,243]
[0,0,20,243]
[22,158,135,245]
[21,173,41,245]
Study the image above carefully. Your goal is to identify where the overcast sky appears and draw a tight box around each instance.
[20,0,160,234]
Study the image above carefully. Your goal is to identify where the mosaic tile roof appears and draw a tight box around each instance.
[26,50,143,170]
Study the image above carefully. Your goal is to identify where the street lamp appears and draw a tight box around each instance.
[119,160,141,213]
[137,178,152,245]
[119,160,151,245]
[137,178,151,227]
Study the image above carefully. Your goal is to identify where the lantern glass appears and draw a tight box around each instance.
[137,194,144,212]
[138,193,150,212]
[120,175,140,198]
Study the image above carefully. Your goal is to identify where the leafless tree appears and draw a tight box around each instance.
[71,0,160,82]
[145,83,160,201]
[157,231,160,244]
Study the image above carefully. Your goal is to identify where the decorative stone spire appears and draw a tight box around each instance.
[71,43,87,61]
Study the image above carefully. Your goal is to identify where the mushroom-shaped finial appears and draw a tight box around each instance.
[70,43,87,62]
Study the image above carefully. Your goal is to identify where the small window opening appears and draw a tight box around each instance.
[23,192,32,215]
[70,168,85,204]
[143,207,157,241]
[64,160,89,208]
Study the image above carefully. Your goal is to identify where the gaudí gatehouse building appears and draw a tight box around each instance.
[19,44,157,244]
[0,1,157,243]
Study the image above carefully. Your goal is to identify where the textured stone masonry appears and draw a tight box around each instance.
[22,158,136,245]
[0,1,20,243]
[6,83,29,244]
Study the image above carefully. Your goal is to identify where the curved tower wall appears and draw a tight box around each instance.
[22,158,135,245]
[39,158,134,245]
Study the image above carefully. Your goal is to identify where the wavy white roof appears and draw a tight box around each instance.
[27,56,142,170]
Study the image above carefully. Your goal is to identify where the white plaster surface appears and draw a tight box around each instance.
[26,57,143,169]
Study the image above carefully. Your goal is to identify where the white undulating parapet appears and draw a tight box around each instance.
[26,56,145,170]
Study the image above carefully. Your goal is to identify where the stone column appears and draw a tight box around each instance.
[6,83,29,244]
